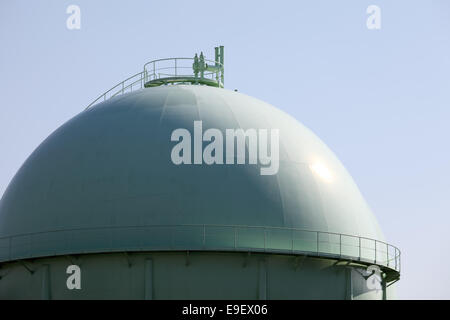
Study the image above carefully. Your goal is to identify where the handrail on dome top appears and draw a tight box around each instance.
[142,57,224,88]
[85,71,144,110]
[85,47,225,110]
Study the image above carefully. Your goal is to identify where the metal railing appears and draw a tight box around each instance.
[143,58,223,87]
[0,224,400,276]
[85,71,145,110]
[85,58,224,110]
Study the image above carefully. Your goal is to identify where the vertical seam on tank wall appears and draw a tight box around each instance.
[189,87,202,223]
[214,91,252,222]
[220,93,287,227]
[257,101,288,227]
[214,92,246,182]
[338,163,366,239]
[190,87,202,121]
[274,112,329,232]
[308,167,330,235]
[215,91,242,135]
[134,88,147,110]
[265,113,286,227]
[158,89,171,124]
[126,90,146,211]
[196,88,244,225]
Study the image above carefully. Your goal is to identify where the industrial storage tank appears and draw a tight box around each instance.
[0,47,400,299]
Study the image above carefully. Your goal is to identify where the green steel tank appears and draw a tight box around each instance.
[0,47,400,299]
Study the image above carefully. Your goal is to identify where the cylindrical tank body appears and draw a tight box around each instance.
[0,85,399,299]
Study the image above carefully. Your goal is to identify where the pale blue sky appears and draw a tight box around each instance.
[1,0,449,299]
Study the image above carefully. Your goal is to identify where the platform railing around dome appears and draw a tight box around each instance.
[143,58,223,88]
[85,58,224,110]
[0,224,400,279]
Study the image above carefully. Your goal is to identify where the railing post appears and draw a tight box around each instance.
[395,248,398,271]
[263,228,266,252]
[234,227,237,250]
[358,237,361,260]
[203,225,206,249]
[175,59,177,77]
[316,232,319,255]
[170,226,174,250]
[374,240,377,264]
[29,234,32,258]
[291,229,294,253]
[9,236,12,261]
[387,244,389,267]
[339,234,342,258]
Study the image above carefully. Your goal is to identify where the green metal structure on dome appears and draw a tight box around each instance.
[86,46,224,110]
[0,46,400,300]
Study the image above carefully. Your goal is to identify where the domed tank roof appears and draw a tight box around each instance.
[0,85,386,262]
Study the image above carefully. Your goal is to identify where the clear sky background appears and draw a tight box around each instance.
[1,0,449,299]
